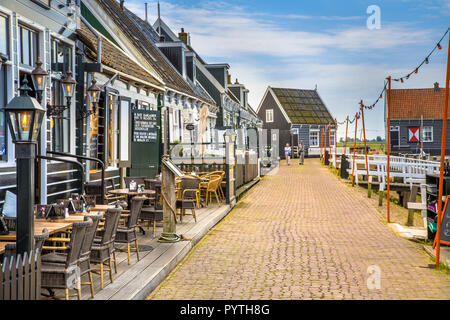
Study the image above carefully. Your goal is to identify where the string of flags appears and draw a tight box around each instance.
[338,26,450,128]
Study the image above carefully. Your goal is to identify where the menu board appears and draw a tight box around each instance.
[441,199,450,243]
[132,110,158,143]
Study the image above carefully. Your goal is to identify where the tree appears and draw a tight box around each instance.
[376,136,382,142]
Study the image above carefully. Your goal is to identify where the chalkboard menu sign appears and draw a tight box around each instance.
[440,198,450,244]
[132,110,158,143]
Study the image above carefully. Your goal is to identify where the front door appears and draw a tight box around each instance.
[390,126,399,148]
[130,105,161,178]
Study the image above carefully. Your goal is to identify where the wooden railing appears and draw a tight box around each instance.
[328,150,440,190]
[1,249,41,300]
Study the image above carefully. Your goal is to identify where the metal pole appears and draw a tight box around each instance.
[352,114,358,186]
[324,125,328,165]
[328,122,331,166]
[344,116,349,155]
[386,76,392,223]
[16,143,36,255]
[361,103,371,198]
[436,33,450,267]
[334,118,337,170]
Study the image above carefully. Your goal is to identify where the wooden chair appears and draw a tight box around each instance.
[176,177,200,223]
[41,215,101,298]
[40,220,92,300]
[90,208,122,289]
[209,171,225,201]
[140,180,163,237]
[115,197,145,265]
[203,176,222,206]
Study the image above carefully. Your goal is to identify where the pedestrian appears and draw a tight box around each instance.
[284,143,291,166]
[299,141,305,165]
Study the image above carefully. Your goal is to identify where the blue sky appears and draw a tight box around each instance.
[123,0,450,139]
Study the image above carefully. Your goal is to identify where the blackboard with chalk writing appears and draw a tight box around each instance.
[441,198,450,244]
[132,110,158,143]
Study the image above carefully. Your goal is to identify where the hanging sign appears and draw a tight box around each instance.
[132,110,158,143]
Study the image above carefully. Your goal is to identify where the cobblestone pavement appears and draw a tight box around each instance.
[148,159,450,300]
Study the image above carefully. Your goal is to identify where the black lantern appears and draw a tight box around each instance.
[79,78,101,119]
[87,78,101,104]
[30,57,48,104]
[61,70,77,104]
[4,78,46,255]
[5,79,46,143]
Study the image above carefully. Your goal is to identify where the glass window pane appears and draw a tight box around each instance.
[21,27,30,65]
[0,68,7,160]
[0,15,7,57]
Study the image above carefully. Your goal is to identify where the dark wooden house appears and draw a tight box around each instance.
[388,83,450,156]
[256,86,334,158]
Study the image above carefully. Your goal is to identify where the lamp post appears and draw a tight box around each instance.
[5,79,46,255]
[83,78,101,118]
[30,57,48,104]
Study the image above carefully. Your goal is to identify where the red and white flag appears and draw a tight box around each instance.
[408,128,420,142]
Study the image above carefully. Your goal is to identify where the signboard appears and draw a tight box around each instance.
[186,123,195,131]
[440,197,450,244]
[132,110,158,143]
[408,127,420,143]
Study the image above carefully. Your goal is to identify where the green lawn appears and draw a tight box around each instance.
[337,141,386,155]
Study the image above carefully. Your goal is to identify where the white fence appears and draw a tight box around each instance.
[329,151,440,191]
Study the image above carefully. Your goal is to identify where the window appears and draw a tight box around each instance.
[266,109,274,123]
[0,66,7,161]
[309,129,319,147]
[50,79,70,152]
[50,39,73,153]
[0,14,9,58]
[292,128,299,135]
[423,126,433,142]
[107,93,119,167]
[51,38,72,73]
[330,129,335,146]
[19,25,39,67]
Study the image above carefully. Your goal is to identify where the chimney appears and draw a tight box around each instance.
[120,0,124,9]
[179,28,189,45]
[434,82,440,91]
[235,78,239,84]
[145,2,148,22]
[227,73,231,85]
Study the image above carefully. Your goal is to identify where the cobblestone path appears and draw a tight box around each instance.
[148,159,450,300]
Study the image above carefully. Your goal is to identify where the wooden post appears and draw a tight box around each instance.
[344,116,349,155]
[158,155,180,243]
[334,118,338,172]
[328,122,332,167]
[324,126,328,165]
[436,32,450,267]
[386,76,392,223]
[361,102,371,198]
[320,127,323,162]
[352,113,358,186]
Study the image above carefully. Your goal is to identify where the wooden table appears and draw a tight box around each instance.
[90,204,115,212]
[0,222,73,242]
[35,211,103,223]
[108,188,155,197]
[0,242,14,255]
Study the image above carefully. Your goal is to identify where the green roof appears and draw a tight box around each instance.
[271,88,333,125]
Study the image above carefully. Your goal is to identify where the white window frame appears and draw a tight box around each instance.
[422,126,433,143]
[292,128,299,135]
[309,129,319,147]
[266,109,274,123]
[330,129,335,146]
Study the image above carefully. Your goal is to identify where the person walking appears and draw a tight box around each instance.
[299,141,305,165]
[284,143,291,166]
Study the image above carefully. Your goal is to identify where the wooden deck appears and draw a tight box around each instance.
[39,202,233,300]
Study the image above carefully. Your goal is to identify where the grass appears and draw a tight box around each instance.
[337,141,386,155]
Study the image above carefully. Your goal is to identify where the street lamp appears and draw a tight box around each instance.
[5,79,46,255]
[47,70,77,118]
[30,57,48,104]
[80,78,101,119]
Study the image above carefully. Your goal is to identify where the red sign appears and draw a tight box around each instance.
[408,128,420,142]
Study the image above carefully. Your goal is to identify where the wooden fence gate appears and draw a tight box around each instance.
[1,249,41,300]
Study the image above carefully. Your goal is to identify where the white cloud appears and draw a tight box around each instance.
[124,0,446,139]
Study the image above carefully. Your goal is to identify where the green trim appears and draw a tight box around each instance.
[81,2,121,48]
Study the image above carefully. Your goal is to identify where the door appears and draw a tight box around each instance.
[130,102,161,178]
[390,126,399,148]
